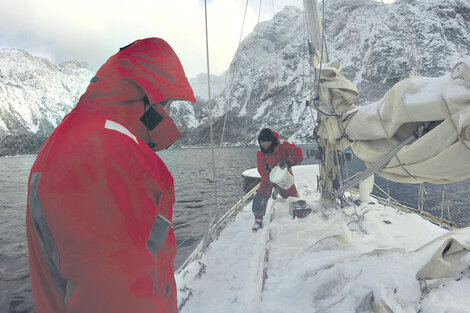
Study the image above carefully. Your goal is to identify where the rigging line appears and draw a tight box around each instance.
[321,0,329,62]
[302,7,318,117]
[202,0,219,251]
[376,104,418,181]
[372,181,402,207]
[441,94,470,151]
[379,0,419,76]
[257,0,262,38]
[398,1,421,75]
[272,0,279,87]
[301,9,307,97]
[303,9,314,101]
[254,0,262,83]
[176,223,198,249]
[371,181,417,209]
[339,154,361,218]
[218,107,229,147]
[239,0,250,45]
[304,10,320,142]
[217,0,251,148]
[312,0,338,118]
[313,0,326,101]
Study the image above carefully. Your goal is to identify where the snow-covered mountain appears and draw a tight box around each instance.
[0,49,94,155]
[175,0,470,146]
[1,0,469,155]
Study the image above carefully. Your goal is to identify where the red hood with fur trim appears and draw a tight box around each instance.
[77,38,196,151]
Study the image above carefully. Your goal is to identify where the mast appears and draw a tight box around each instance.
[303,0,337,207]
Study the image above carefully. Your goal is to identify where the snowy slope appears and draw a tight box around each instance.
[177,0,470,146]
[176,165,470,313]
[1,0,469,153]
[0,49,94,137]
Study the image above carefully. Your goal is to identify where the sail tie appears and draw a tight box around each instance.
[376,105,419,181]
[440,93,470,151]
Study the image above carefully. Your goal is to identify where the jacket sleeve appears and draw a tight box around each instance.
[285,142,304,166]
[257,150,270,179]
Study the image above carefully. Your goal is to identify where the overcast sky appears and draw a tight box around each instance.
[0,0,394,78]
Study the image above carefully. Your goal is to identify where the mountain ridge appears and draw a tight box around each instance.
[1,0,469,155]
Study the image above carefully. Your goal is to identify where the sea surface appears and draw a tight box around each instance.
[1,145,469,313]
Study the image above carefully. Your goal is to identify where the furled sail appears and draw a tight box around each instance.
[318,57,470,184]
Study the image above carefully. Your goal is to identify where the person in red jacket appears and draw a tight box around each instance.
[25,38,196,313]
[252,128,303,231]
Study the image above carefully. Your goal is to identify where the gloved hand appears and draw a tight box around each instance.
[278,161,290,169]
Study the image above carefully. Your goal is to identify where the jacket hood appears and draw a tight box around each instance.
[77,37,196,151]
[258,128,279,153]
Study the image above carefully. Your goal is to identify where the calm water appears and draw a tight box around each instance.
[0,146,469,312]
[345,157,470,227]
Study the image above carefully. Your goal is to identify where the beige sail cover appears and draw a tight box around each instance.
[416,227,470,281]
[320,57,470,184]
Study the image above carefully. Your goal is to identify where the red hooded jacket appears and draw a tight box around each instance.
[26,38,196,313]
[257,131,303,195]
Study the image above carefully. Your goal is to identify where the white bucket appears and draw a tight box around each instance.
[269,165,295,190]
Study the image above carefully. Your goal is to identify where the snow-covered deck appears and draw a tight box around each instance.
[176,165,470,313]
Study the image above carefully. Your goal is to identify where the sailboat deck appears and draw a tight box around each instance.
[177,165,470,313]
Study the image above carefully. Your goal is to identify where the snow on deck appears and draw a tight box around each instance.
[176,165,470,313]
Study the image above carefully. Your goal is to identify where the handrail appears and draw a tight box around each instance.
[176,182,260,274]
[349,187,460,230]
[206,182,260,240]
[375,195,459,231]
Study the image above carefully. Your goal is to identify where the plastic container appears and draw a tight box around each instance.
[269,165,295,190]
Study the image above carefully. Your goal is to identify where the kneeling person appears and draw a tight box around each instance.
[251,128,303,231]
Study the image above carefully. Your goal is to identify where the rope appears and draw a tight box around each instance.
[272,0,279,87]
[399,2,421,75]
[239,0,250,44]
[321,0,329,62]
[302,10,308,97]
[308,0,340,119]
[257,0,262,38]
[379,0,420,76]
[218,0,250,147]
[304,10,315,102]
[440,94,470,151]
[177,223,198,249]
[202,0,219,251]
[376,104,418,181]
[303,7,321,143]
[312,0,329,116]
[372,182,402,207]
